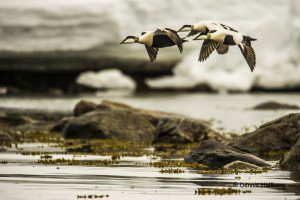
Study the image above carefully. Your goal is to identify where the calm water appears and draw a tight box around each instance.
[0,143,299,200]
[1,92,300,200]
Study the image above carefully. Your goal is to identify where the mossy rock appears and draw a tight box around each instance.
[184,140,270,169]
[63,109,155,142]
[0,131,15,145]
[227,113,300,156]
[153,117,225,144]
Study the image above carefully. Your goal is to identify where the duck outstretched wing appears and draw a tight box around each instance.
[199,40,219,61]
[238,44,256,72]
[216,43,229,54]
[220,23,237,32]
[145,45,159,62]
[154,28,184,53]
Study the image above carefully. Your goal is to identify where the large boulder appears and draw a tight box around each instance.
[99,100,211,127]
[279,134,300,170]
[184,140,271,169]
[227,113,300,155]
[75,100,211,126]
[63,109,155,142]
[153,117,226,144]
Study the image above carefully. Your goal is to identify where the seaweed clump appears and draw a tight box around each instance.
[195,187,241,195]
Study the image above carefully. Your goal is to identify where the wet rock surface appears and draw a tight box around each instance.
[279,134,300,170]
[73,100,98,117]
[153,117,225,144]
[223,160,260,169]
[63,100,221,143]
[0,115,31,127]
[184,140,271,169]
[252,101,299,110]
[63,109,156,141]
[227,113,300,155]
[0,131,15,144]
[50,117,75,132]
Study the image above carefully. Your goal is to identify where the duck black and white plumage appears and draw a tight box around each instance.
[194,30,257,72]
[178,21,237,61]
[120,28,187,62]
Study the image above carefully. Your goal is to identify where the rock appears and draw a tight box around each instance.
[50,117,74,132]
[184,140,271,169]
[74,99,211,127]
[279,134,300,170]
[0,131,15,145]
[73,100,98,117]
[153,117,226,144]
[0,145,7,152]
[227,113,300,155]
[0,115,31,127]
[100,100,211,127]
[63,109,155,141]
[253,101,299,110]
[223,161,260,170]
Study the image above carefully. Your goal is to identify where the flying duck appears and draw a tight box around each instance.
[178,21,237,61]
[194,30,257,72]
[120,28,187,62]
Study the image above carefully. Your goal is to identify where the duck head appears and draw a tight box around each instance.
[120,36,139,44]
[177,24,194,32]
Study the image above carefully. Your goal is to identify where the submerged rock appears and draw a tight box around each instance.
[153,117,225,144]
[63,109,155,141]
[223,160,260,170]
[0,131,15,145]
[227,113,300,155]
[279,134,300,170]
[0,115,31,127]
[184,140,270,169]
[253,101,299,110]
[50,117,74,132]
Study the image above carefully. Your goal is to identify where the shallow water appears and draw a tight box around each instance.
[0,143,299,200]
[1,92,300,199]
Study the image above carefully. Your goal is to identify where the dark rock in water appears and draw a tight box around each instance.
[50,117,74,132]
[74,99,211,127]
[227,113,300,155]
[64,99,215,143]
[253,101,299,110]
[279,134,300,170]
[184,140,270,169]
[0,145,7,152]
[0,115,31,127]
[0,131,15,144]
[153,117,226,144]
[99,100,211,127]
[63,109,155,141]
[223,161,260,169]
[73,100,98,117]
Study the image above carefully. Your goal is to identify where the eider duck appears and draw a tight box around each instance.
[194,30,257,72]
[120,28,187,62]
[178,21,237,61]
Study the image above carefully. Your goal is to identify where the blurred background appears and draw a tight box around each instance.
[0,0,299,94]
[0,0,300,135]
